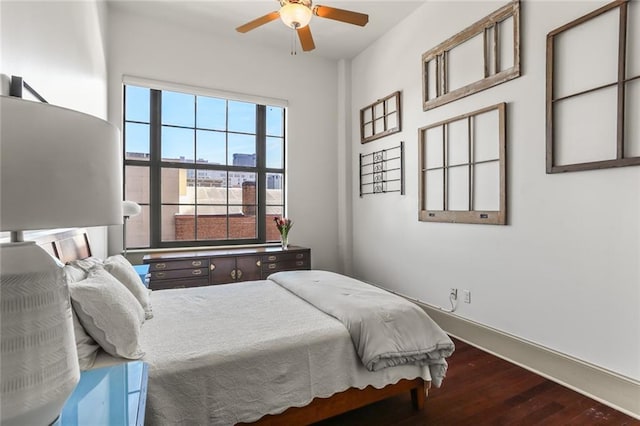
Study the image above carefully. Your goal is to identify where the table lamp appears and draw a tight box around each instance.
[0,95,122,426]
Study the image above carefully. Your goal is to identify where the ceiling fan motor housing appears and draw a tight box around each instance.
[279,0,313,29]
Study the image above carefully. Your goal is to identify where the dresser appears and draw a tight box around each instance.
[143,246,311,290]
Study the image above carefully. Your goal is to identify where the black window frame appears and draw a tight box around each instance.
[123,84,286,249]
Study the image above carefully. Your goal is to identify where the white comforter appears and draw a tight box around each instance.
[96,280,430,425]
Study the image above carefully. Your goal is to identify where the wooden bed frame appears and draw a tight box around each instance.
[35,228,430,425]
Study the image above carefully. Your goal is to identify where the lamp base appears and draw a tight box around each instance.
[0,242,80,426]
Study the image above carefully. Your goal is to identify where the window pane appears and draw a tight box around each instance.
[125,122,150,160]
[266,137,284,169]
[196,130,226,165]
[125,165,149,203]
[228,133,255,166]
[162,126,194,162]
[229,213,256,240]
[266,106,284,136]
[266,206,283,242]
[161,205,186,241]
[197,96,226,130]
[266,173,283,192]
[162,91,195,127]
[125,86,150,123]
[228,100,255,133]
[161,168,187,204]
[125,204,149,248]
[196,206,228,240]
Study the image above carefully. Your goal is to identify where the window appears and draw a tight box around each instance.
[123,83,286,249]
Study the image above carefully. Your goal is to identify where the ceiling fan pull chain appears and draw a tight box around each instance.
[291,26,297,56]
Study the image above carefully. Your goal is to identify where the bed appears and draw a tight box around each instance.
[36,229,454,425]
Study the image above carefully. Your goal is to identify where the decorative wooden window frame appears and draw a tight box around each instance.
[359,142,404,196]
[421,1,520,111]
[360,91,402,144]
[546,0,640,173]
[418,103,507,225]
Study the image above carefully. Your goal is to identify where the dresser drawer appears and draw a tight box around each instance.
[150,267,208,281]
[148,258,209,272]
[261,251,308,263]
[149,277,209,290]
[262,258,310,273]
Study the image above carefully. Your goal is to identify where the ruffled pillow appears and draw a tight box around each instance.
[69,266,145,359]
[103,255,153,319]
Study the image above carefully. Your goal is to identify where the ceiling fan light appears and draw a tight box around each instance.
[280,3,312,29]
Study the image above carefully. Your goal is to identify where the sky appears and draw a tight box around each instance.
[124,85,284,169]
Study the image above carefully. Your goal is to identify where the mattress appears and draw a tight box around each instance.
[94,280,430,425]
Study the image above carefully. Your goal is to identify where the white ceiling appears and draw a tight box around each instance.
[107,1,427,60]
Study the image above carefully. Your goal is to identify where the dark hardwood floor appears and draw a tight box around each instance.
[316,338,639,425]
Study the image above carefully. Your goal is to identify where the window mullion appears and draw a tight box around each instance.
[149,89,162,247]
[256,105,267,242]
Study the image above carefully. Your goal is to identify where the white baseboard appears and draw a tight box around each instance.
[419,303,640,420]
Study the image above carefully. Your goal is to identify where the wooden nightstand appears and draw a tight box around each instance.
[60,361,148,426]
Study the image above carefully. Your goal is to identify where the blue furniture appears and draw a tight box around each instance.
[133,264,150,288]
[60,361,148,426]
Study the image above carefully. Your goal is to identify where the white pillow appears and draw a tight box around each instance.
[103,255,153,320]
[72,310,99,370]
[69,267,145,360]
[63,264,87,283]
[69,256,103,272]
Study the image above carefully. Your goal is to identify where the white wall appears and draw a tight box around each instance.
[349,1,640,380]
[106,7,341,271]
[0,1,111,258]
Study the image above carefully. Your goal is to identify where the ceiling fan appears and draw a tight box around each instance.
[236,0,369,52]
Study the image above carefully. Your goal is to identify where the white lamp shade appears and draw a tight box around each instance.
[0,96,123,231]
[279,3,312,28]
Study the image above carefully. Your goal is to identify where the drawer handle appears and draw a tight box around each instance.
[155,272,166,278]
[155,263,166,270]
[175,285,186,289]
[192,260,202,267]
[268,255,277,261]
[296,261,304,266]
[210,264,216,271]
[296,253,304,259]
[256,260,261,267]
[231,270,236,280]
[237,269,243,279]
[192,269,202,276]
[268,264,276,270]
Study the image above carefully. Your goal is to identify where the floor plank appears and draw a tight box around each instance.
[315,338,639,425]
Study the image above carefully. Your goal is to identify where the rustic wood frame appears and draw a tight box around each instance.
[418,103,507,225]
[421,1,520,111]
[546,0,640,173]
[360,91,402,144]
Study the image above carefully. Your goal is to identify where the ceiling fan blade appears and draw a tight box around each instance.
[313,5,368,27]
[297,26,316,51]
[236,11,280,33]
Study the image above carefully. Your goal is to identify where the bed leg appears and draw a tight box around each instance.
[410,381,427,410]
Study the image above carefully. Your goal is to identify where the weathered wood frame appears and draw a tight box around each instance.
[360,91,402,144]
[421,1,520,111]
[546,0,640,173]
[418,103,507,225]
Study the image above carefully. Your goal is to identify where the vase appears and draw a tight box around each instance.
[280,232,289,250]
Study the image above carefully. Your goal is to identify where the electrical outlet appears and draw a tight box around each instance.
[450,288,458,300]
[463,290,471,304]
